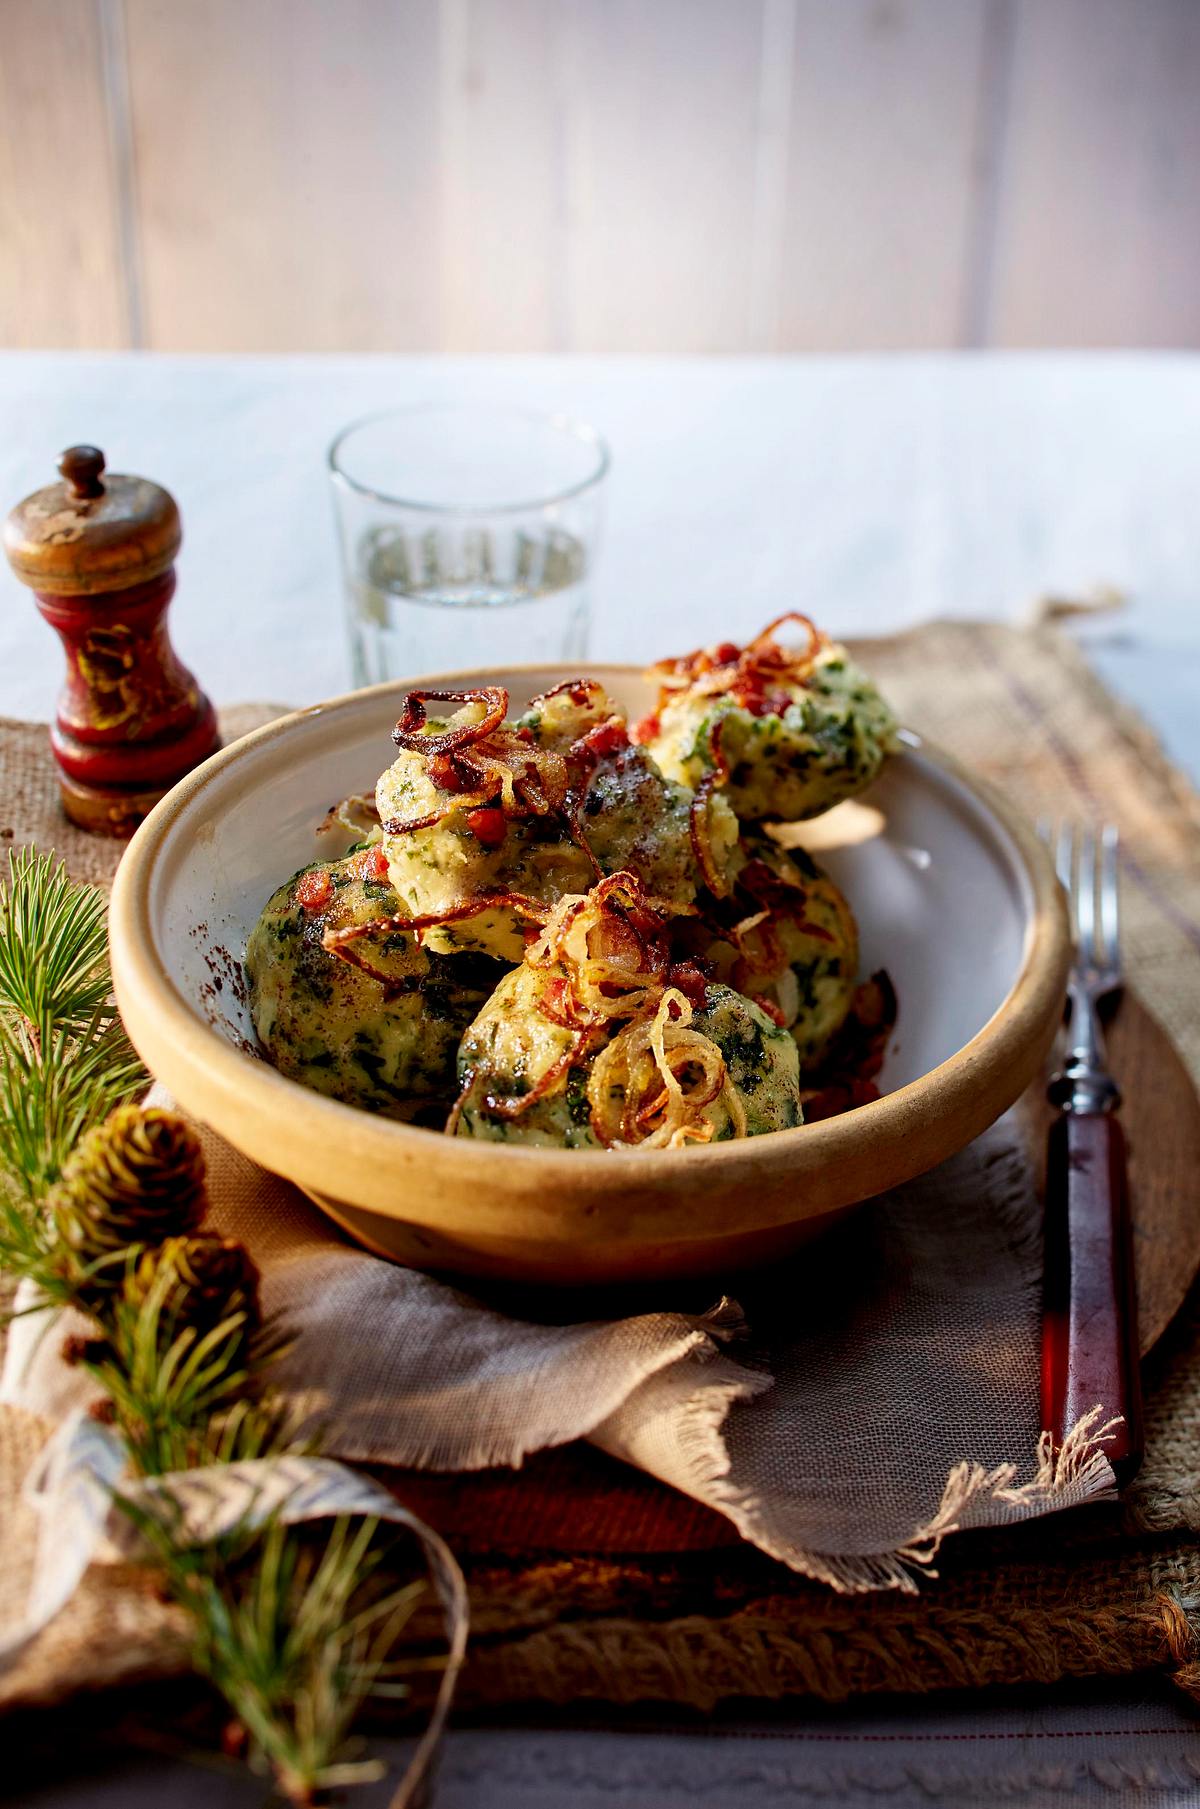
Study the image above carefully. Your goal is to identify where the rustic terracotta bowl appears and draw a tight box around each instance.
[110,664,1069,1286]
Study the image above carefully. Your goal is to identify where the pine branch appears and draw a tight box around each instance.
[122,1508,424,1801]
[83,1252,299,1475]
[0,849,146,1210]
[0,844,114,1039]
[0,851,443,1805]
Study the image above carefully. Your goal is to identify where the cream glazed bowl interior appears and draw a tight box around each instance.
[109,663,1070,1287]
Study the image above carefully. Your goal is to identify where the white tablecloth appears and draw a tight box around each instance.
[1,350,1198,780]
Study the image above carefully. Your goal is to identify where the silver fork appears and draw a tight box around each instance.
[1038,821,1142,1485]
[1048,823,1122,1113]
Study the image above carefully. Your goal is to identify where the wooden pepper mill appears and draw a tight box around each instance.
[3,445,220,836]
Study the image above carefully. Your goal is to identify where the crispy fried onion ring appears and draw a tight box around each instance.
[707,854,838,993]
[460,1035,595,1127]
[321,890,553,988]
[587,988,746,1150]
[526,872,676,1027]
[386,685,572,833]
[448,874,740,1149]
[529,676,610,712]
[392,685,509,756]
[689,718,731,897]
[384,682,623,851]
[643,612,827,724]
[315,792,382,841]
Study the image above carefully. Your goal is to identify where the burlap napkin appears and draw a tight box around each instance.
[2,1091,1116,1599]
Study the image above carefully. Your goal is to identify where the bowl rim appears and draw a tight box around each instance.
[110,664,1070,1219]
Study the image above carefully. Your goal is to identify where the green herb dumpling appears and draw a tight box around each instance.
[637,614,898,824]
[376,680,738,961]
[246,851,502,1116]
[451,874,802,1149]
[699,835,860,1074]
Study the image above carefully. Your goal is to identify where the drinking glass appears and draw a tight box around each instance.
[329,403,609,685]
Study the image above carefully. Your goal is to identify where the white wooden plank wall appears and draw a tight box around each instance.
[1,0,1198,354]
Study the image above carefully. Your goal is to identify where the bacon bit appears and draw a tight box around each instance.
[737,683,793,719]
[465,806,508,849]
[429,752,483,793]
[631,712,660,745]
[665,960,710,1010]
[752,995,787,1029]
[569,717,629,770]
[296,868,333,912]
[353,844,391,882]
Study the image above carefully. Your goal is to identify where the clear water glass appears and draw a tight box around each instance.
[329,404,609,685]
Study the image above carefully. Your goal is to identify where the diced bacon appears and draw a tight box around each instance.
[354,843,390,881]
[430,752,475,792]
[571,717,630,769]
[296,868,333,912]
[665,961,710,1010]
[465,806,508,850]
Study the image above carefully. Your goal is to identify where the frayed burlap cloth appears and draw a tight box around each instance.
[2,623,1200,1716]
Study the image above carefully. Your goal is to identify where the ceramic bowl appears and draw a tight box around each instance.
[110,664,1069,1286]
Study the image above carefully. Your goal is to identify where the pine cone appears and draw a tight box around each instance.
[124,1235,262,1355]
[55,1105,207,1266]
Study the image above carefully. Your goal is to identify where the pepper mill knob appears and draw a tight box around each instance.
[3,447,220,837]
[59,445,107,500]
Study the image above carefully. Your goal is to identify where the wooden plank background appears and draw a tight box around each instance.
[1,0,1198,354]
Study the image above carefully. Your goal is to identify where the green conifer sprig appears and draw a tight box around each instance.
[0,852,441,1804]
[0,848,146,1211]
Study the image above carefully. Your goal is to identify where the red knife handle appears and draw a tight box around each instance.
[1041,1111,1143,1487]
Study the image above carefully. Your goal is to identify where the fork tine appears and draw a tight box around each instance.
[1100,823,1120,969]
[1053,822,1076,937]
[1077,823,1097,962]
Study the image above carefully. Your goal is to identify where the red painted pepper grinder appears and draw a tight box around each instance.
[3,445,220,836]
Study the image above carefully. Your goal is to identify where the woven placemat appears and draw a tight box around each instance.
[2,627,1200,1715]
